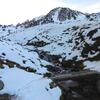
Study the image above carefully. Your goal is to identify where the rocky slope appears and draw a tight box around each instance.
[0,7,100,100]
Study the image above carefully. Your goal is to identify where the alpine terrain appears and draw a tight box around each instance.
[0,7,100,100]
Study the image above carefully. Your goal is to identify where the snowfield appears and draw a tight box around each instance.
[0,25,62,99]
[0,68,61,100]
[0,31,61,99]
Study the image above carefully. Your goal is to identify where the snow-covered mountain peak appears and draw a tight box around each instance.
[18,7,87,28]
[17,7,100,28]
[46,7,85,22]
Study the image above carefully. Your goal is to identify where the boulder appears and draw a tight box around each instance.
[0,80,4,90]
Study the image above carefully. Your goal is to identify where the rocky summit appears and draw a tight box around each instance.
[0,7,100,100]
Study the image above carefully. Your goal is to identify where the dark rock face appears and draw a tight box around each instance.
[41,7,59,24]
[27,40,49,47]
[61,59,85,71]
[44,7,83,22]
[59,75,100,100]
[0,93,15,100]
[58,8,79,21]
[0,80,4,90]
[41,13,54,24]
[81,27,100,61]
[45,65,61,73]
[37,50,61,64]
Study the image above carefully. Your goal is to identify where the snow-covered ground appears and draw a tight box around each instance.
[0,67,61,100]
[0,27,62,99]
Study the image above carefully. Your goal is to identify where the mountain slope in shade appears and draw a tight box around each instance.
[0,7,100,100]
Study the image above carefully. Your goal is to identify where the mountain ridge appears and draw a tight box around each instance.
[15,7,100,28]
[0,7,100,28]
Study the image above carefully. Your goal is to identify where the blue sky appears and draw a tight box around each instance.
[61,0,100,12]
[0,0,99,25]
[62,0,98,5]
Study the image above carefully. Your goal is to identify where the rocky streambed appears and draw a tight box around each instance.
[50,70,100,100]
[37,51,100,100]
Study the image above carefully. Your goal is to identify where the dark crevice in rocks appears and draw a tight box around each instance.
[0,59,37,73]
[27,40,49,47]
[0,93,16,100]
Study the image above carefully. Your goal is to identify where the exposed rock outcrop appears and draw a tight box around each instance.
[0,80,4,90]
